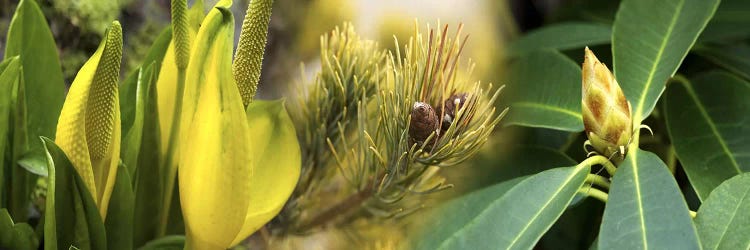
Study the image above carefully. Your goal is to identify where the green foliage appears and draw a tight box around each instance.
[613,0,719,123]
[5,0,66,153]
[51,0,125,33]
[505,50,582,131]
[508,22,611,57]
[415,165,589,249]
[694,173,750,249]
[4,0,66,222]
[0,208,38,249]
[599,150,698,249]
[665,72,750,200]
[104,163,134,250]
[422,0,750,248]
[694,44,750,81]
[42,138,107,250]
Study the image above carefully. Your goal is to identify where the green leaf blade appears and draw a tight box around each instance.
[0,57,21,200]
[120,27,172,140]
[42,137,107,250]
[599,149,699,250]
[694,173,750,250]
[665,71,750,201]
[4,0,66,152]
[612,0,720,122]
[415,165,589,250]
[105,163,134,250]
[509,22,612,57]
[121,64,155,175]
[693,45,750,82]
[505,50,583,132]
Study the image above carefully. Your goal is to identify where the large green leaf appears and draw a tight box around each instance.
[698,0,750,43]
[120,26,170,247]
[539,199,602,250]
[599,149,699,249]
[121,64,156,175]
[139,235,185,250]
[120,27,172,144]
[414,165,589,249]
[612,0,720,123]
[4,0,66,153]
[505,50,583,132]
[694,173,750,250]
[105,163,134,250]
[42,137,107,250]
[665,71,750,201]
[508,22,612,57]
[132,63,166,247]
[0,208,38,249]
[694,45,750,82]
[463,145,576,191]
[0,57,21,204]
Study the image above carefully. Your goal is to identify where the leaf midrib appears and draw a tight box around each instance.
[630,0,685,123]
[629,151,649,250]
[434,167,583,249]
[505,166,585,249]
[681,81,742,174]
[712,178,750,250]
[513,102,582,119]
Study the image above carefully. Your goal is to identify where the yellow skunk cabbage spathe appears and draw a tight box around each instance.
[55,21,123,219]
[177,0,300,249]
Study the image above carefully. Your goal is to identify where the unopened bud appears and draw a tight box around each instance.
[581,47,632,159]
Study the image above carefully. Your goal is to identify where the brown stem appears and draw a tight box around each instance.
[295,186,375,232]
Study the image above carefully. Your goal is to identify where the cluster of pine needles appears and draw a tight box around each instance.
[278,22,507,236]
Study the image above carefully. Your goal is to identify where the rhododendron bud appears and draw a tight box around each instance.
[581,47,632,160]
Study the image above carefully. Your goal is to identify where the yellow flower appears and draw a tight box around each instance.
[176,1,300,249]
[581,47,632,160]
[55,21,123,219]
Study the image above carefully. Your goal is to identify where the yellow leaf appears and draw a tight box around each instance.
[231,99,301,246]
[178,2,252,249]
[55,21,123,219]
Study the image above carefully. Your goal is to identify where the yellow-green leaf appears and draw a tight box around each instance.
[54,21,123,219]
[231,99,301,245]
[178,2,252,249]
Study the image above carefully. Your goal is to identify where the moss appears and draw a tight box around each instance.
[52,0,128,33]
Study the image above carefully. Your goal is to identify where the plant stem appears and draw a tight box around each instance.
[295,186,374,232]
[666,146,677,175]
[585,174,611,190]
[159,0,192,236]
[580,155,617,176]
[158,70,186,236]
[579,187,609,203]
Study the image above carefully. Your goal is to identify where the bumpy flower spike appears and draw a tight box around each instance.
[55,21,123,219]
[581,47,633,161]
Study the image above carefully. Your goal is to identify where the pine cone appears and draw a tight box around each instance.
[410,102,440,144]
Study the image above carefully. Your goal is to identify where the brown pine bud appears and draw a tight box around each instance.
[443,93,468,118]
[582,47,632,159]
[438,93,469,131]
[410,102,440,144]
